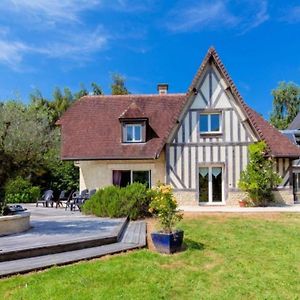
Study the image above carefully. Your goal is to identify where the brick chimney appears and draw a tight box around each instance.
[157,83,168,95]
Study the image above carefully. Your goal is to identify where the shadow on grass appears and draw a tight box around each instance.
[181,238,204,252]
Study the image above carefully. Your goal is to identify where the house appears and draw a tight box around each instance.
[57,47,300,206]
[281,111,300,202]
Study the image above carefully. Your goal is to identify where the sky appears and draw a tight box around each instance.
[0,0,299,119]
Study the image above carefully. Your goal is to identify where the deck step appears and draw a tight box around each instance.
[0,218,129,262]
[0,221,146,278]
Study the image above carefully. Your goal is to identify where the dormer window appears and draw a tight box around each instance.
[126,124,142,143]
[119,101,147,143]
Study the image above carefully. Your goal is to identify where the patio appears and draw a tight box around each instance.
[0,204,146,277]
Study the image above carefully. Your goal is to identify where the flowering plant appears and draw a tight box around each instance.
[149,183,183,233]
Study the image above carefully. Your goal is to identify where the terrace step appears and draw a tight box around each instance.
[0,217,129,262]
[0,221,146,278]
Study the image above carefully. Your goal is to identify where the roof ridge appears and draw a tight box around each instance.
[81,93,186,100]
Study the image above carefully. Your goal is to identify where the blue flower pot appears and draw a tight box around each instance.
[151,230,184,254]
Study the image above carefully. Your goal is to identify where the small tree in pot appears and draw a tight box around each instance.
[149,183,183,254]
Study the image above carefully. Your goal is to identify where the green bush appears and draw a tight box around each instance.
[82,183,153,220]
[4,177,41,203]
[238,141,281,206]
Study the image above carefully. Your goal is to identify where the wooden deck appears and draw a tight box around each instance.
[0,221,146,277]
[0,205,146,278]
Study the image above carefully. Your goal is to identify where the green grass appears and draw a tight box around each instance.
[1,214,300,300]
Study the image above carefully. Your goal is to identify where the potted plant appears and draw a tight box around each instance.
[238,199,247,207]
[149,183,183,254]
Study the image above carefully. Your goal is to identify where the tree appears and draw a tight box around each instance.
[238,142,281,206]
[91,82,103,95]
[74,84,88,100]
[270,81,300,129]
[111,73,129,95]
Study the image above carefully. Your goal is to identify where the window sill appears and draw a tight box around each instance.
[199,132,223,137]
[122,141,146,145]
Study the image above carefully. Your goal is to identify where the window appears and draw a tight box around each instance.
[199,113,221,133]
[113,170,151,188]
[125,124,142,143]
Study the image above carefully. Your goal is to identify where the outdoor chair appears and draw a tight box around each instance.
[65,190,89,211]
[55,190,73,208]
[65,191,79,211]
[76,189,96,212]
[36,190,54,207]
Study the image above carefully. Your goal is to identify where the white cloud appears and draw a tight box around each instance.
[0,27,109,69]
[165,0,269,34]
[166,1,238,32]
[280,6,300,23]
[239,1,269,34]
[0,39,30,69]
[0,0,101,23]
[36,27,109,59]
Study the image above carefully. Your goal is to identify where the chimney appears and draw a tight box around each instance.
[157,83,168,95]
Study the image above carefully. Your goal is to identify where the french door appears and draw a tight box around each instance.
[199,166,223,204]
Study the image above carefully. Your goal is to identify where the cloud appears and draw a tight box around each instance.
[280,6,300,23]
[0,1,110,69]
[0,39,29,69]
[166,1,238,32]
[165,0,269,34]
[0,27,109,70]
[239,1,269,34]
[36,27,109,59]
[0,0,101,23]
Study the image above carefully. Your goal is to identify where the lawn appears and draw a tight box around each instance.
[0,213,300,300]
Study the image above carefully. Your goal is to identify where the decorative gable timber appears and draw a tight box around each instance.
[166,47,299,198]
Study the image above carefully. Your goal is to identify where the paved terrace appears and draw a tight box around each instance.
[0,204,126,254]
[0,204,146,277]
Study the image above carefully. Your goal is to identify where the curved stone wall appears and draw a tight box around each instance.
[0,212,31,236]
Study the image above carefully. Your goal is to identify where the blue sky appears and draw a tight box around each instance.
[0,0,299,119]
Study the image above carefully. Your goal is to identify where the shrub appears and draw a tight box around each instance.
[82,183,152,220]
[4,177,41,203]
[149,183,183,233]
[238,141,281,206]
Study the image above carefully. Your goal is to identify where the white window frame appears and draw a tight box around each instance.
[125,124,142,143]
[199,113,222,134]
[198,165,225,205]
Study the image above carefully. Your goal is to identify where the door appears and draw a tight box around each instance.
[199,166,223,204]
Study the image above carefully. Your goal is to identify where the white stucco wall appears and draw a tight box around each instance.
[78,151,166,191]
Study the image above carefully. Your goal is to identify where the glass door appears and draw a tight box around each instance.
[199,167,209,202]
[199,166,223,204]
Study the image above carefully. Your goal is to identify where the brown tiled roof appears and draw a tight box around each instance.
[119,102,147,119]
[57,94,186,160]
[188,47,300,158]
[57,47,300,160]
[245,107,300,157]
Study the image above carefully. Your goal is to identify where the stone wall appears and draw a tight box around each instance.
[226,191,248,206]
[0,212,31,236]
[173,191,198,206]
[273,188,294,205]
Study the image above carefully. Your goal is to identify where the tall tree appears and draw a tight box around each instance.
[91,82,103,95]
[74,84,88,100]
[270,81,300,129]
[111,73,129,95]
